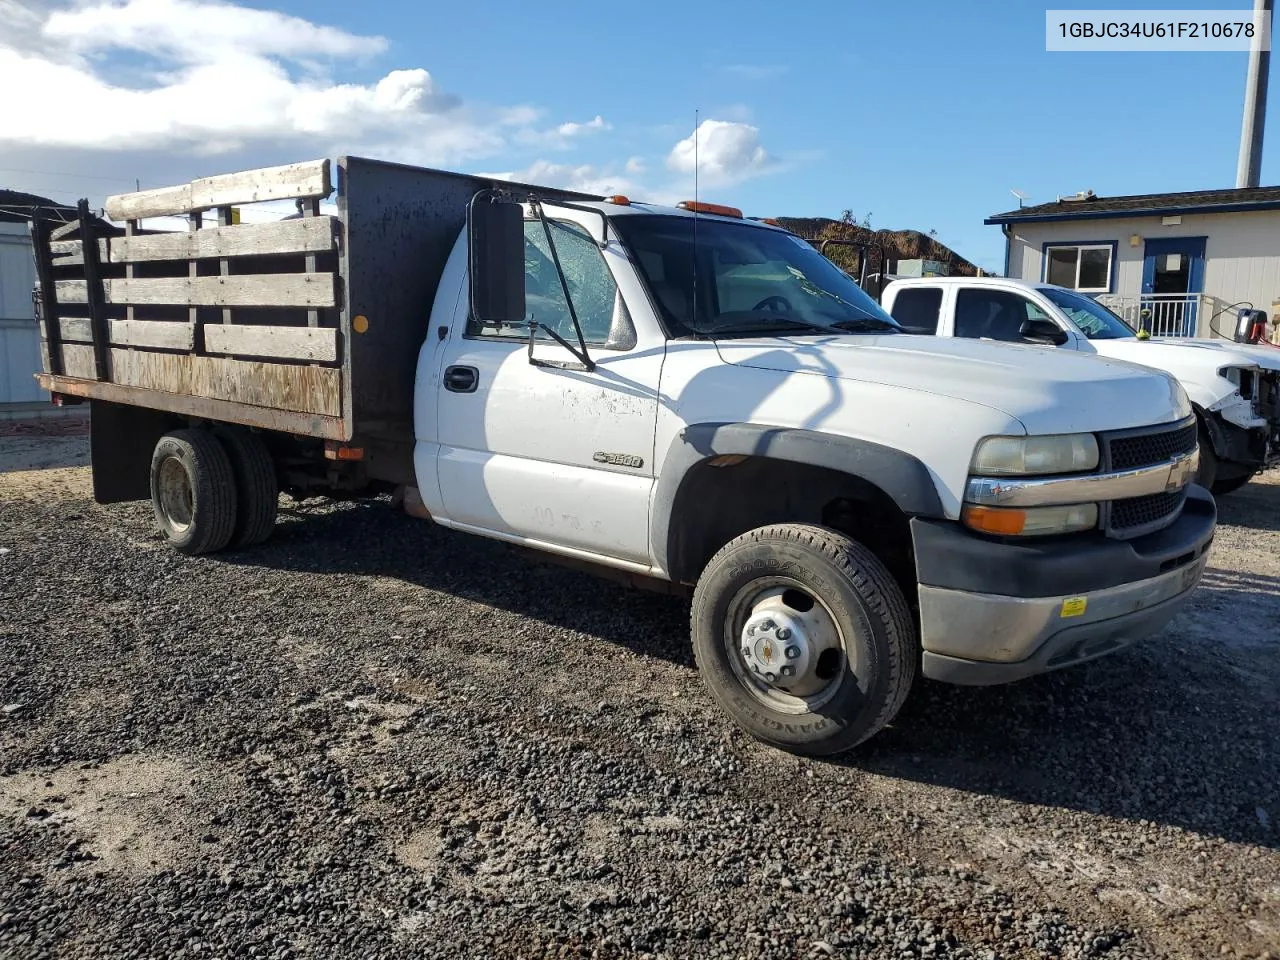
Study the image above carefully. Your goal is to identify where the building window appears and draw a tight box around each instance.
[1044,244,1112,293]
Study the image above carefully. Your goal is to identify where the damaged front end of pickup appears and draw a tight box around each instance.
[1201,363,1280,490]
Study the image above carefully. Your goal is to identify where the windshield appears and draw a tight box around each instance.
[1042,287,1135,340]
[610,214,900,338]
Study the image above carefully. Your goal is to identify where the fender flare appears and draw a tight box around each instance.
[650,422,945,579]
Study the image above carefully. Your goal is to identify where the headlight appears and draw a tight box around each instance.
[962,503,1099,537]
[971,433,1099,476]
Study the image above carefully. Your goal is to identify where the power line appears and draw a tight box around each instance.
[0,166,138,184]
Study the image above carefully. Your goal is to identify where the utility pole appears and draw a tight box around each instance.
[1236,0,1273,188]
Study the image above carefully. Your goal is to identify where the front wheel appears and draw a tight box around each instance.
[691,523,916,756]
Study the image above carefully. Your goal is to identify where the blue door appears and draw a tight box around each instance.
[1141,237,1206,337]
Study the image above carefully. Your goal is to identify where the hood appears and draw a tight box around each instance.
[714,334,1190,435]
[1092,336,1280,373]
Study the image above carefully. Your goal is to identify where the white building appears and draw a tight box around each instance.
[988,186,1280,339]
[1,191,86,409]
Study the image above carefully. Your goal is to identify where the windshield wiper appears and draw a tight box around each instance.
[829,317,900,333]
[704,317,831,337]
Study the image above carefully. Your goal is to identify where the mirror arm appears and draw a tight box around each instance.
[530,198,596,371]
[527,321,594,371]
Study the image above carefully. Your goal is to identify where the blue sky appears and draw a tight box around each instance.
[1,0,1276,272]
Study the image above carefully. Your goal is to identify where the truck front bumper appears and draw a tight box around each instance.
[911,485,1216,686]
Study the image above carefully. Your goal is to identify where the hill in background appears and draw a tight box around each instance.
[777,213,980,279]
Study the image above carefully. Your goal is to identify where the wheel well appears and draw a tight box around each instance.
[665,456,916,595]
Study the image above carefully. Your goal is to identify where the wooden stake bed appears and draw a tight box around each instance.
[33,159,350,440]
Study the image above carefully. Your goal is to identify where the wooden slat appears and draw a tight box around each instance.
[55,316,94,343]
[105,217,336,262]
[105,160,330,220]
[49,220,81,241]
[37,373,349,441]
[203,324,337,362]
[107,349,341,416]
[51,317,194,349]
[56,273,336,308]
[110,319,195,350]
[60,343,97,380]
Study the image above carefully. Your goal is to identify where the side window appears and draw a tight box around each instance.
[468,220,633,348]
[954,289,1048,342]
[889,287,943,334]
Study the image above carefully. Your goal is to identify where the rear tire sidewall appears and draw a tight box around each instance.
[692,529,907,756]
[149,430,236,555]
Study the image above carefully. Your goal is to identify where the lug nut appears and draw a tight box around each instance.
[742,646,751,658]
[781,665,795,678]
[765,672,776,682]
[785,645,801,660]
[777,627,792,641]
[760,619,775,631]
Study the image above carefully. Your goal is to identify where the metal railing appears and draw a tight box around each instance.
[1095,293,1220,338]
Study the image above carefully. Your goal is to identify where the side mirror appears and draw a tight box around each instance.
[1020,318,1069,346]
[468,196,525,325]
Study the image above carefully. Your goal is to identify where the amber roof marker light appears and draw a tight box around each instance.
[676,200,743,219]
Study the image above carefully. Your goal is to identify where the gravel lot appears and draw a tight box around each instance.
[1,431,1277,960]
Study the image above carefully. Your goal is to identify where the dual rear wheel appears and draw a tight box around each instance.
[149,427,278,555]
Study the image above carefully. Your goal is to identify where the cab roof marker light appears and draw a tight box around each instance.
[676,200,743,219]
[603,195,631,205]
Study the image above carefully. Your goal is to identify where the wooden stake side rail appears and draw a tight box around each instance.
[103,160,331,221]
[48,216,337,265]
[55,274,337,308]
[36,372,349,440]
[34,159,346,433]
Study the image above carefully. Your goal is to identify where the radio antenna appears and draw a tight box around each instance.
[692,108,699,332]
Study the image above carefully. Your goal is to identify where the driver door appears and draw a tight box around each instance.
[432,211,663,566]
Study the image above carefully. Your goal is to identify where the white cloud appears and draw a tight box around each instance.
[556,115,609,137]
[721,63,789,81]
[0,2,790,216]
[0,0,524,163]
[479,159,641,198]
[666,119,773,186]
[44,0,386,62]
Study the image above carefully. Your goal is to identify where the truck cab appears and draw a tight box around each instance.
[883,276,1280,494]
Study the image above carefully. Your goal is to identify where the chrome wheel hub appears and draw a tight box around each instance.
[741,608,810,686]
[733,586,846,705]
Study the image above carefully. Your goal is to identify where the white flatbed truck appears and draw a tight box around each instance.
[32,157,1215,754]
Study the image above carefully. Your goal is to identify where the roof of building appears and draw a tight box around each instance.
[0,189,82,226]
[985,185,1280,225]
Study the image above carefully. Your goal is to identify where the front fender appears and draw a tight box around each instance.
[649,422,945,577]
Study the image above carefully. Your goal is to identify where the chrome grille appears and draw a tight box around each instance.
[1106,422,1197,471]
[1098,417,1197,538]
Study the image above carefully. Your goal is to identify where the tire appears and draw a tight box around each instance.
[149,429,238,555]
[691,523,916,756]
[1210,472,1252,496]
[1195,424,1220,492]
[213,427,278,547]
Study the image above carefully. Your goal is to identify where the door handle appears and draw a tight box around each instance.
[443,365,478,393]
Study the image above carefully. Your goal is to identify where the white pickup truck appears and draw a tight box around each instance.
[883,276,1280,494]
[33,158,1215,755]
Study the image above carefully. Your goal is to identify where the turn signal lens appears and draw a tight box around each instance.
[962,503,1098,537]
[676,200,743,218]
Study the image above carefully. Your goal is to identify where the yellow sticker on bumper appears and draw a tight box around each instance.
[1061,596,1088,618]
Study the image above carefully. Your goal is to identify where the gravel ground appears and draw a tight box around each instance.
[1,434,1277,960]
